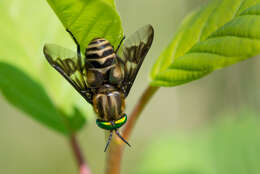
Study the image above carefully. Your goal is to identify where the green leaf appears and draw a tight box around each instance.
[61,106,87,133]
[101,0,116,8]
[150,0,260,86]
[46,0,123,53]
[0,62,69,135]
[0,0,100,133]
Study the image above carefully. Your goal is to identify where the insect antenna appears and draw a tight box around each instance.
[104,131,113,152]
[115,129,131,148]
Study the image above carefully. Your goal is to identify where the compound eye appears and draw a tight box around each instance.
[114,114,127,128]
[96,119,114,130]
[96,114,127,130]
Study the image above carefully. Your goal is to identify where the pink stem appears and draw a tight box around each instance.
[70,134,91,174]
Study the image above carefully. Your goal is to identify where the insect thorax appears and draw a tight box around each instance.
[93,85,125,122]
[85,38,123,88]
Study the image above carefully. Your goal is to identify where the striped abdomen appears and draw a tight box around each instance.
[85,38,123,88]
[93,88,125,121]
[86,38,116,70]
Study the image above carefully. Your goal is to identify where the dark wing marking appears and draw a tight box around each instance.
[117,24,154,97]
[43,44,93,104]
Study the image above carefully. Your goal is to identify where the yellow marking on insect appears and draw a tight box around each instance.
[88,40,109,48]
[87,46,113,56]
[102,122,112,126]
[115,116,126,124]
[87,53,115,64]
[89,64,115,74]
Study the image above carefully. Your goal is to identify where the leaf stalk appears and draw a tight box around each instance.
[70,134,92,174]
[105,85,159,174]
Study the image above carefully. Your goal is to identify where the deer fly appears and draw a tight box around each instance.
[43,25,154,151]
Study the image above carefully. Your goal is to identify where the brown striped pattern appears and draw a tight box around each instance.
[85,38,116,71]
[93,90,125,121]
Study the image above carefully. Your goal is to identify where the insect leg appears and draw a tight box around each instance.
[115,129,131,147]
[115,36,126,53]
[66,29,82,68]
[104,131,113,152]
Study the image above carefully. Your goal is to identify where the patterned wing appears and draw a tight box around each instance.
[117,24,154,97]
[43,44,93,104]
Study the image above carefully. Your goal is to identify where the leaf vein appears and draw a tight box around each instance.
[198,1,221,41]
[239,13,260,17]
[80,8,105,45]
[208,34,260,42]
[234,0,246,17]
[169,65,211,72]
[187,50,238,58]
[68,3,88,27]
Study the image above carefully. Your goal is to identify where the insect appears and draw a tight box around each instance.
[43,25,154,151]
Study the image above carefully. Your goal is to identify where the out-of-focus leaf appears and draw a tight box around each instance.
[0,0,95,128]
[136,112,260,174]
[0,62,69,135]
[63,107,87,133]
[208,112,260,174]
[150,0,260,86]
[135,135,209,174]
[46,0,123,53]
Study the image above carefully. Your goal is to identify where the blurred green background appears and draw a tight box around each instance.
[1,0,260,174]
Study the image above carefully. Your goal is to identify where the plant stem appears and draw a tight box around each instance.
[70,134,92,174]
[105,85,159,174]
[123,86,159,140]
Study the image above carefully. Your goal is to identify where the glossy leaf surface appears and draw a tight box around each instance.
[47,0,123,53]
[151,0,260,86]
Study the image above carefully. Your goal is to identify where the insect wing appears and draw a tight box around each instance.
[43,44,93,104]
[117,25,154,97]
